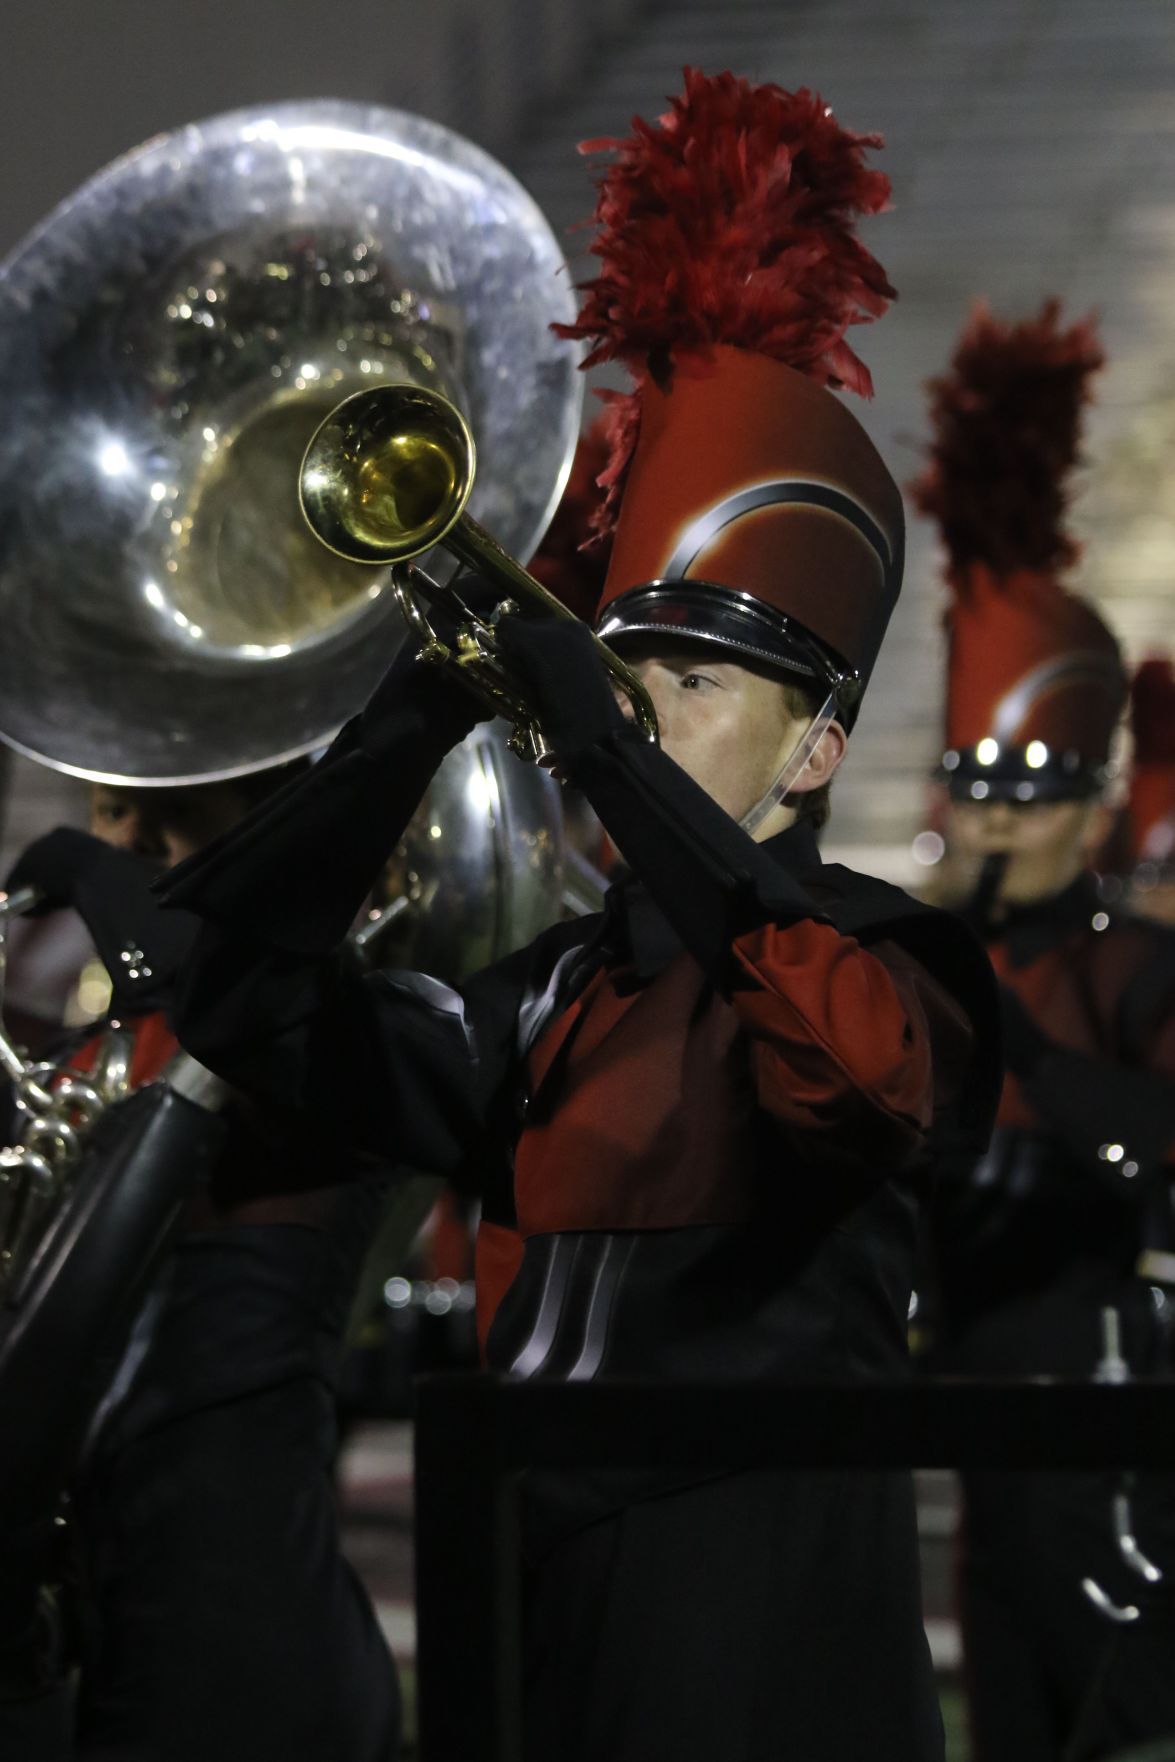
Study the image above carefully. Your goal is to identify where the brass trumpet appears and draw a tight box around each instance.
[298,384,659,763]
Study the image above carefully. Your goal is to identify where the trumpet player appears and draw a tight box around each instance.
[914,302,1175,1761]
[162,70,999,1761]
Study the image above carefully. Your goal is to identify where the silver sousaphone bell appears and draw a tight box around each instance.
[0,102,587,1494]
[0,98,582,784]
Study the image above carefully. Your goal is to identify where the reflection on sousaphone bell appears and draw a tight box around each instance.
[299,383,660,764]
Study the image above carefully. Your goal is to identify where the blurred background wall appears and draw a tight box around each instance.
[0,0,1173,878]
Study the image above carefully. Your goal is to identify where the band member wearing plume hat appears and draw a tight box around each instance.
[0,778,401,1762]
[1119,657,1175,925]
[915,301,1175,1762]
[161,71,997,1760]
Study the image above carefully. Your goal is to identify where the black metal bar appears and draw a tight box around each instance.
[492,1375,1175,1471]
[413,1374,522,1762]
[413,1374,1175,1759]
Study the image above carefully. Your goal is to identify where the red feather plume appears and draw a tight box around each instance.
[555,67,895,536]
[1130,657,1175,766]
[528,417,614,621]
[911,299,1104,583]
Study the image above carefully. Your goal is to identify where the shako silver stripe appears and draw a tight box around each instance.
[665,480,893,583]
[991,651,1123,744]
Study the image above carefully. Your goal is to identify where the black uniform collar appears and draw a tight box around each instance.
[603,818,822,982]
[989,870,1103,968]
[762,817,823,879]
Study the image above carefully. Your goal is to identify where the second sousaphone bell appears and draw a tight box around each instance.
[299,383,660,763]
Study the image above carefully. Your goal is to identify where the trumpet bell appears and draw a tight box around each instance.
[300,380,662,761]
[300,385,475,565]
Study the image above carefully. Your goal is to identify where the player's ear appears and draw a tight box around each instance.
[787,719,847,795]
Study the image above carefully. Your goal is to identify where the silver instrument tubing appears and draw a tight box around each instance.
[0,1024,135,1295]
[368,722,566,983]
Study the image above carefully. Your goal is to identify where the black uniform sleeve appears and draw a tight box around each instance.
[170,929,488,1171]
[156,634,485,954]
[159,636,531,1176]
[491,618,828,978]
[171,915,555,1181]
[1023,1051,1175,1189]
[1000,984,1175,1190]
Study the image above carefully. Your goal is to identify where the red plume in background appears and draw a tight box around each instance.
[910,298,1104,584]
[527,417,614,621]
[555,67,895,536]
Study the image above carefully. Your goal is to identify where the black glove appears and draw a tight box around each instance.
[7,832,197,1014]
[491,615,627,761]
[5,828,109,914]
[345,575,497,763]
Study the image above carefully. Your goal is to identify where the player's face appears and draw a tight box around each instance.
[88,783,247,866]
[617,643,842,835]
[947,794,1109,905]
[88,786,165,858]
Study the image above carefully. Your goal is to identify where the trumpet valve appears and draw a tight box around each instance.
[507,725,551,767]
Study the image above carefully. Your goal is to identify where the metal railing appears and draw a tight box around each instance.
[413,1374,1175,1761]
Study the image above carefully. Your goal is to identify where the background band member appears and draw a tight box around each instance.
[161,70,998,1761]
[913,300,1175,1762]
[1113,657,1175,927]
[0,773,402,1762]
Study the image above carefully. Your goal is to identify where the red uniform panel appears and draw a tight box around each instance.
[992,915,1175,1141]
[470,920,973,1352]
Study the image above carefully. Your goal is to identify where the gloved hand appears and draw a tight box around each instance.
[6,832,196,1014]
[5,828,110,914]
[343,569,498,764]
[491,615,627,765]
[434,568,503,633]
[997,984,1055,1078]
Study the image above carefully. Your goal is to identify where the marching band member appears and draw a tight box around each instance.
[0,776,401,1762]
[162,70,998,1761]
[914,301,1175,1762]
[1119,657,1175,926]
